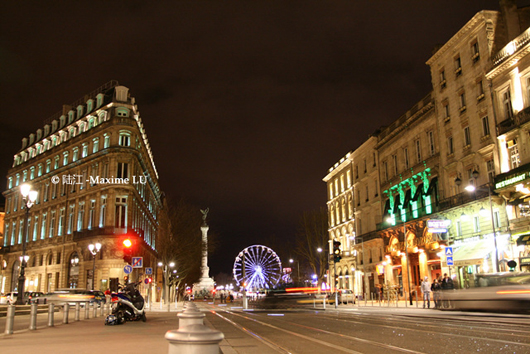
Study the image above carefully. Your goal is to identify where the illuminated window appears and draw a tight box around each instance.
[473,215,480,233]
[404,148,409,169]
[454,55,462,76]
[77,202,85,231]
[49,211,56,238]
[464,127,471,147]
[487,160,495,184]
[440,69,446,89]
[82,143,88,158]
[115,197,128,228]
[119,131,131,146]
[471,41,480,63]
[459,91,466,112]
[443,101,450,121]
[477,79,485,101]
[67,204,75,235]
[93,138,99,153]
[502,88,513,119]
[100,196,107,227]
[428,131,435,156]
[72,148,78,162]
[104,134,110,148]
[481,116,490,137]
[507,139,520,168]
[58,208,65,236]
[415,140,422,163]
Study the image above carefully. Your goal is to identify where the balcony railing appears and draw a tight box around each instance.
[497,106,530,136]
[438,184,491,212]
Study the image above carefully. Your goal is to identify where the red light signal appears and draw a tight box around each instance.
[122,237,133,264]
[123,238,133,248]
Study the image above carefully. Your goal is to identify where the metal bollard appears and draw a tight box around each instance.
[29,303,38,330]
[166,324,224,354]
[84,302,90,319]
[4,305,15,334]
[63,303,70,324]
[178,308,205,328]
[75,302,80,321]
[48,303,55,327]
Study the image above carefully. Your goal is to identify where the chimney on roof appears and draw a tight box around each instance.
[500,0,521,42]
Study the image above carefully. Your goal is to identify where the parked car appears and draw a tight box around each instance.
[338,289,355,304]
[3,291,45,305]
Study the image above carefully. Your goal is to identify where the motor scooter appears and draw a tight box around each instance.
[106,281,146,325]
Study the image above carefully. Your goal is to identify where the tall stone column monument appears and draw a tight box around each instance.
[193,208,215,297]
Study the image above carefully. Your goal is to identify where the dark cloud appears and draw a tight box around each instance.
[0,0,501,273]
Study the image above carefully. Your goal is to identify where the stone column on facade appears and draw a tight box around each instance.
[401,254,412,300]
[419,251,429,282]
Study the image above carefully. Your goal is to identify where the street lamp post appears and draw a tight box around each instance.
[88,242,102,290]
[16,184,38,305]
[289,258,299,285]
[456,171,500,273]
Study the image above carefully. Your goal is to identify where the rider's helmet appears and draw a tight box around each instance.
[105,314,118,325]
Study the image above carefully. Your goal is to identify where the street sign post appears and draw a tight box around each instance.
[445,247,453,266]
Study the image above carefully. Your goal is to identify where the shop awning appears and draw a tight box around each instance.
[452,239,494,267]
[516,234,530,246]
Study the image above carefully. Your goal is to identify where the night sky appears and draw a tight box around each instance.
[0,1,502,275]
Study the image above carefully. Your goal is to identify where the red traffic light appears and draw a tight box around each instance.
[123,238,133,248]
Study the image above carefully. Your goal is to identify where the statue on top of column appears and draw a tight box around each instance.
[200,208,209,227]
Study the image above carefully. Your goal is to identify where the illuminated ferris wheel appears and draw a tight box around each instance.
[233,245,282,290]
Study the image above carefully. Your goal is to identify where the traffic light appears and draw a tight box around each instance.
[333,241,342,263]
[123,237,133,264]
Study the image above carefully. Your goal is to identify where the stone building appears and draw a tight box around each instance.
[1,81,162,294]
[325,0,530,298]
[486,19,530,272]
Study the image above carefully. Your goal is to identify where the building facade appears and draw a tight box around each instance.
[1,81,162,294]
[325,1,530,299]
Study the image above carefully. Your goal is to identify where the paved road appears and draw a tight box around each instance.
[1,301,529,353]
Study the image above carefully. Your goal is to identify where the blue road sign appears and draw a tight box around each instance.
[124,265,133,274]
[145,267,153,275]
[445,247,453,256]
[132,257,143,268]
[447,256,454,266]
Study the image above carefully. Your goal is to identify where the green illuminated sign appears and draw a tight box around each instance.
[495,172,527,189]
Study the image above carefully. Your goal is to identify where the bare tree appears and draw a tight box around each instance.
[294,208,329,288]
[157,197,206,301]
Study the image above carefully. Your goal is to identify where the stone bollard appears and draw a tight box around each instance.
[75,302,81,321]
[178,308,205,328]
[93,302,98,318]
[48,303,55,327]
[100,302,105,317]
[165,324,224,354]
[29,303,38,330]
[84,302,90,319]
[63,303,70,324]
[4,305,15,334]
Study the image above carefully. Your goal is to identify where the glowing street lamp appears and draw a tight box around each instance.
[88,242,102,290]
[16,184,38,305]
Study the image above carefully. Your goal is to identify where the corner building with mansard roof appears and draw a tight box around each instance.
[1,81,162,294]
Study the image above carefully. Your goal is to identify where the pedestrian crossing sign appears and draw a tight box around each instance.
[445,247,453,256]
[132,257,143,268]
